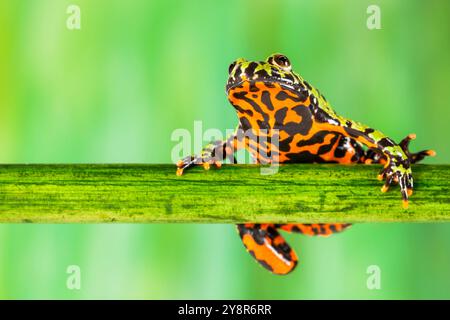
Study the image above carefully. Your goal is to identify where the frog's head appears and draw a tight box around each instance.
[226,54,311,118]
[226,53,304,94]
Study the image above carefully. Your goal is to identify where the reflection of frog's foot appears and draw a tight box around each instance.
[176,155,222,176]
[236,223,351,275]
[399,133,436,164]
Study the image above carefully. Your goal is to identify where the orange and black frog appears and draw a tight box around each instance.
[176,54,435,275]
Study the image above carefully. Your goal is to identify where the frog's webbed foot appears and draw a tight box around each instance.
[376,133,436,208]
[399,133,436,164]
[236,224,298,275]
[176,140,233,176]
[377,158,413,208]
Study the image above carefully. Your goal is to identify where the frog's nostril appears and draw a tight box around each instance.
[228,61,237,74]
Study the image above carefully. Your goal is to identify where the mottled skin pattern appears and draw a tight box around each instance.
[177,54,435,275]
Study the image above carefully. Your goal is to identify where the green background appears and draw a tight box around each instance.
[0,0,449,299]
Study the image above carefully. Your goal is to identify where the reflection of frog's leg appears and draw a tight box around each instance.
[236,224,298,275]
[176,125,244,175]
[277,223,351,236]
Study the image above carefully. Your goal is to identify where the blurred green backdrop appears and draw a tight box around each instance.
[0,0,449,299]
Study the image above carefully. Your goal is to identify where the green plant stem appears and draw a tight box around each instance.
[0,164,448,223]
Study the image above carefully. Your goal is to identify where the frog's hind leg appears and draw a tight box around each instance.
[278,223,352,237]
[236,224,298,275]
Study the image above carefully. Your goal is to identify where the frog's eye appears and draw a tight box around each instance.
[228,61,237,74]
[272,54,291,70]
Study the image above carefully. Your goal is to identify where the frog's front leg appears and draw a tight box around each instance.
[347,126,412,207]
[319,112,431,207]
[176,126,244,176]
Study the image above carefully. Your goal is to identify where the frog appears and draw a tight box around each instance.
[176,54,435,275]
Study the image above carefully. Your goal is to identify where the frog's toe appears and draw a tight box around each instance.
[176,155,223,175]
[400,133,416,149]
[175,155,202,175]
[400,133,436,164]
[407,188,413,197]
[398,171,413,209]
[402,199,409,209]
[410,149,436,163]
[380,174,394,193]
[377,165,390,181]
[201,159,222,171]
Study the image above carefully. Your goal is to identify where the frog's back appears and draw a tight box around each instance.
[228,76,364,164]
